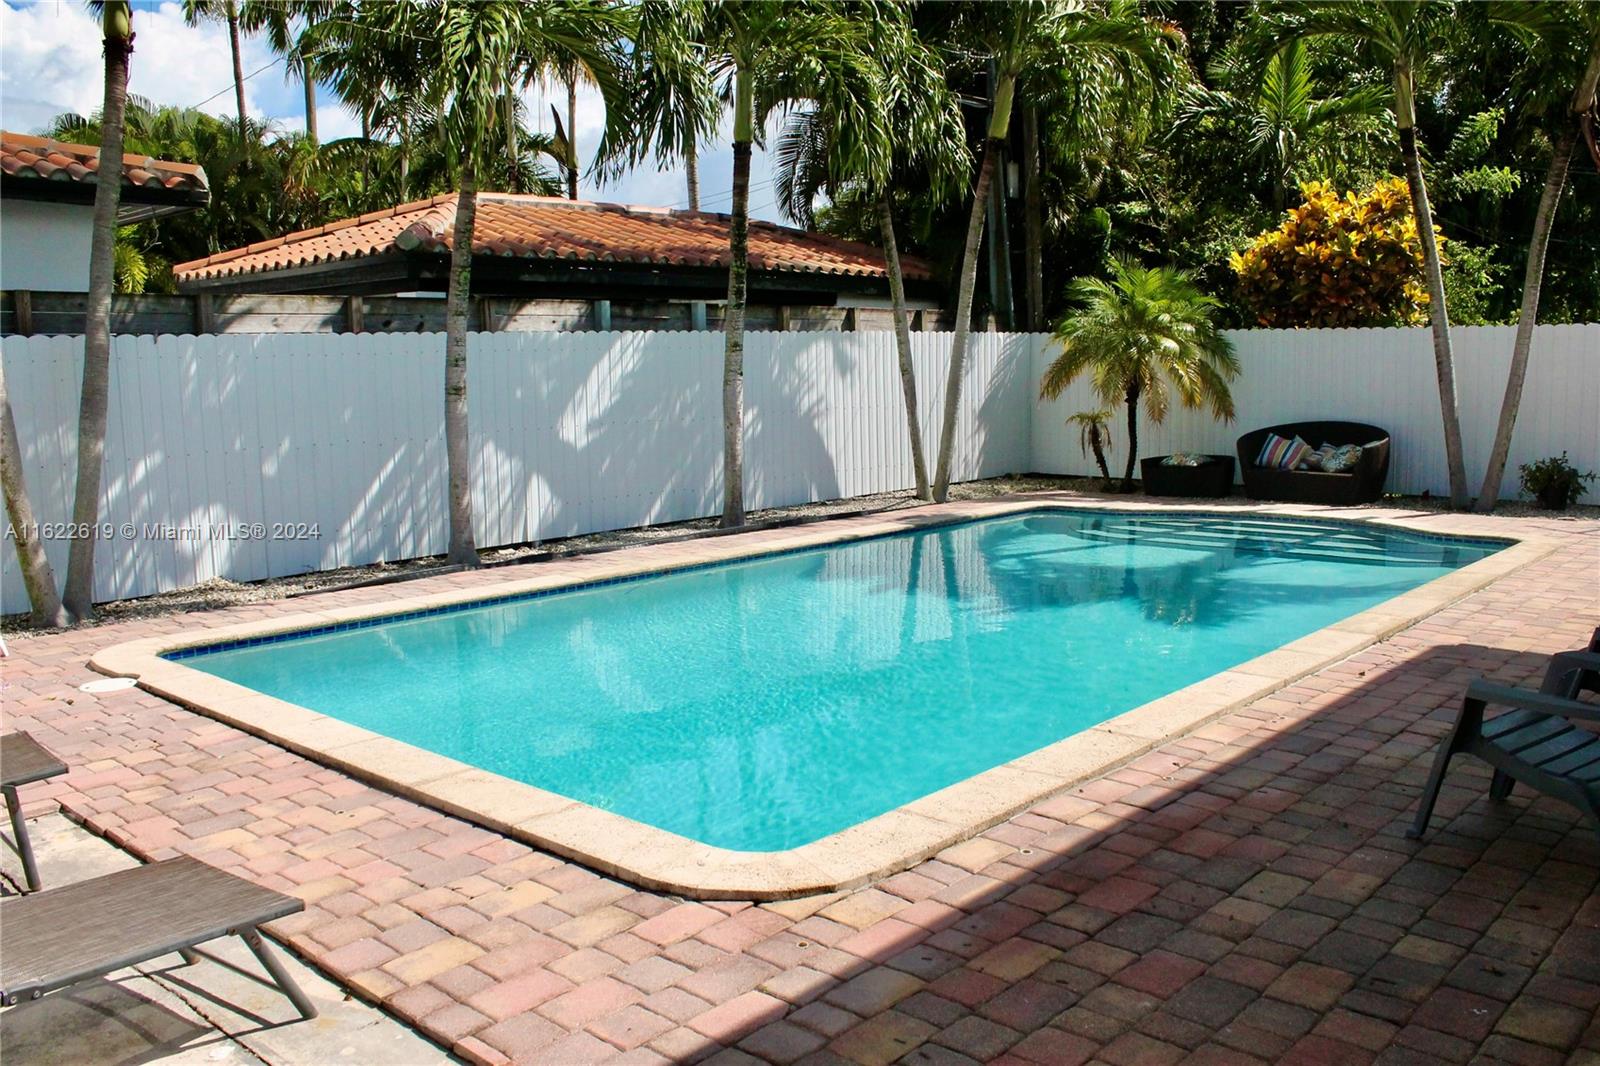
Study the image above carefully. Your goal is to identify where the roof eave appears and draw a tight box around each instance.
[1,175,211,222]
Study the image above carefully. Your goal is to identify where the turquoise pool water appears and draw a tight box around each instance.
[179,511,1500,851]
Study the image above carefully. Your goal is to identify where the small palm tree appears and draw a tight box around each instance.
[1067,409,1115,485]
[1040,261,1240,493]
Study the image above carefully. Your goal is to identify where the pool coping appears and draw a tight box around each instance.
[88,494,1562,900]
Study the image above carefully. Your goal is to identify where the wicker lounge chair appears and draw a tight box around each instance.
[0,855,315,1019]
[1237,421,1391,505]
[1409,629,1600,840]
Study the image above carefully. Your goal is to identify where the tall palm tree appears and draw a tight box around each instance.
[1270,1,1470,508]
[598,0,719,213]
[1,362,68,627]
[1040,261,1240,491]
[930,0,1177,502]
[1178,38,1390,211]
[1474,2,1600,511]
[240,0,329,143]
[696,1,881,527]
[183,0,249,142]
[62,0,134,622]
[772,10,966,501]
[312,0,628,566]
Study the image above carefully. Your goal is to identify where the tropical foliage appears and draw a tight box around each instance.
[10,0,1600,625]
[1231,178,1434,328]
[1040,261,1240,491]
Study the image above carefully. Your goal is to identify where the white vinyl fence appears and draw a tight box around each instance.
[3,323,1596,615]
[2,330,1034,613]
[1034,324,1599,500]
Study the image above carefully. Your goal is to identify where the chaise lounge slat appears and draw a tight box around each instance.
[0,855,312,1017]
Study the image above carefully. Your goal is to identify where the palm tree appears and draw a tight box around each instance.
[1067,409,1115,484]
[1474,2,1600,512]
[1178,38,1389,211]
[1270,0,1470,508]
[183,0,250,142]
[1,362,68,628]
[772,13,966,501]
[930,0,1178,502]
[62,0,134,622]
[598,0,719,213]
[695,1,881,527]
[312,1,627,566]
[1039,261,1240,492]
[240,0,329,143]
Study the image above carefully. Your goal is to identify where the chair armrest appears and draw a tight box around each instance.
[1467,679,1600,722]
[1552,649,1600,670]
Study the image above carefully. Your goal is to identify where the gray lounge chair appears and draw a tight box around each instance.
[0,855,316,1019]
[1410,628,1600,840]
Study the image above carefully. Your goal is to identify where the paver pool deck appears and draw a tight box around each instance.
[3,493,1598,1065]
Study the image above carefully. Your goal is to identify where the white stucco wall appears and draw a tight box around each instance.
[0,199,93,292]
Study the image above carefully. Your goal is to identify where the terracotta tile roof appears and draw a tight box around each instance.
[1,130,208,196]
[172,193,932,283]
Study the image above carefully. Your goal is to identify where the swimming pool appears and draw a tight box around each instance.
[171,510,1502,853]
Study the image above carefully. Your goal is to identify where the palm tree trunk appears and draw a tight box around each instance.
[879,195,930,501]
[62,11,132,622]
[685,135,700,211]
[1090,426,1110,483]
[504,89,520,192]
[1122,384,1139,490]
[566,77,579,201]
[1473,126,1577,513]
[228,3,247,143]
[361,107,372,195]
[721,66,754,528]
[931,141,1001,502]
[933,73,1014,503]
[1,361,67,628]
[397,112,410,199]
[1396,69,1467,509]
[300,12,318,144]
[1022,106,1044,332]
[1475,36,1599,512]
[444,161,480,567]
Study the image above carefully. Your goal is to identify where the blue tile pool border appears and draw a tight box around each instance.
[163,507,1511,662]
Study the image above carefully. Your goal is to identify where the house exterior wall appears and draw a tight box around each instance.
[0,199,93,292]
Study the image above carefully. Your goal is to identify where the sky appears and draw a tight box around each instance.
[0,0,790,223]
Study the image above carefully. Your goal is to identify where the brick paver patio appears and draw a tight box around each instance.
[3,505,1598,1065]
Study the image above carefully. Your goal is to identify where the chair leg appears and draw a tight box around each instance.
[1489,770,1515,801]
[241,928,318,1020]
[1408,740,1457,839]
[3,785,42,892]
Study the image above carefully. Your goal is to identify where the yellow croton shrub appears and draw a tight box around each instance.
[1230,178,1442,328]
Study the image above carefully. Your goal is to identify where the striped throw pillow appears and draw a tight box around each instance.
[1256,432,1311,470]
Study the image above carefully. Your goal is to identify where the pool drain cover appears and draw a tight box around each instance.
[79,677,138,694]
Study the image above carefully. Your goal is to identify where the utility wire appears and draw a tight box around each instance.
[188,56,285,112]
